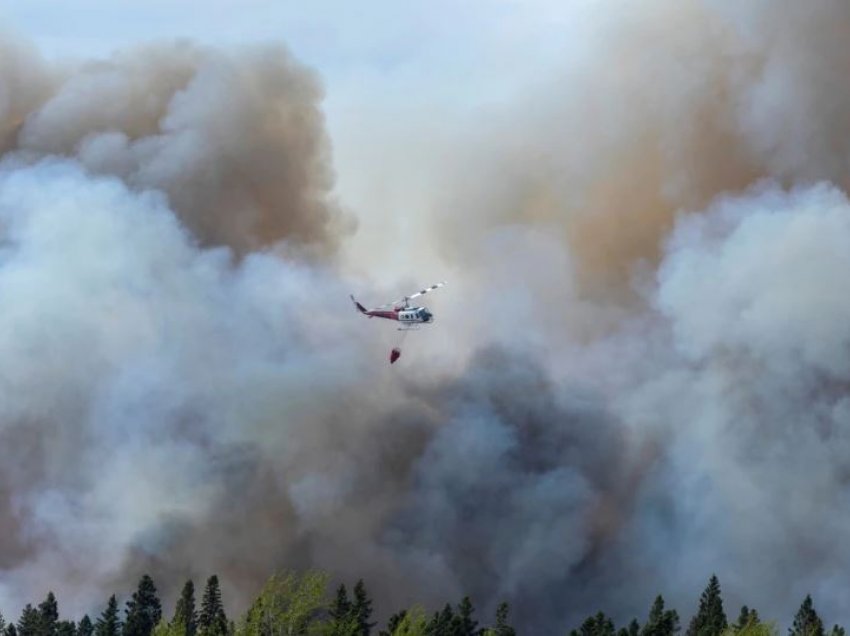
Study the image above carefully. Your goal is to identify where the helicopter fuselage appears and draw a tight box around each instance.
[356,305,434,324]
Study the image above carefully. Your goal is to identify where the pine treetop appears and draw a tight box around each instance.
[18,605,40,636]
[687,575,727,636]
[38,591,59,636]
[493,602,516,636]
[429,604,455,635]
[642,596,680,636]
[453,596,478,636]
[330,584,351,622]
[352,580,375,636]
[94,595,121,636]
[198,576,227,636]
[575,612,616,636]
[77,616,93,636]
[790,595,824,636]
[124,574,162,636]
[171,580,197,636]
[55,620,75,636]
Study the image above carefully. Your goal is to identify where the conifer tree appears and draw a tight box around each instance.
[171,581,197,636]
[830,627,845,636]
[687,576,727,636]
[331,585,352,621]
[380,611,407,636]
[491,602,515,636]
[124,575,162,636]
[572,612,616,636]
[7,624,18,636]
[641,596,680,636]
[352,581,376,636]
[735,607,760,631]
[790,596,824,636]
[618,620,641,636]
[19,605,41,636]
[328,584,359,636]
[38,592,59,636]
[451,597,477,636]
[95,596,121,636]
[197,577,227,636]
[55,621,75,636]
[0,611,5,636]
[77,617,93,636]
[427,604,454,636]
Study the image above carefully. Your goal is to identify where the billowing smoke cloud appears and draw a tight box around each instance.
[429,0,850,302]
[3,0,850,633]
[0,157,377,612]
[0,34,369,617]
[1,37,350,257]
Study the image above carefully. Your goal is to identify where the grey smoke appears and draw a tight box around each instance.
[2,1,850,633]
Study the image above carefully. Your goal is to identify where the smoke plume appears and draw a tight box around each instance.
[3,1,850,633]
[1,38,350,257]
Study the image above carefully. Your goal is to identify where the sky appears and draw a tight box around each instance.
[0,1,574,67]
[0,0,578,120]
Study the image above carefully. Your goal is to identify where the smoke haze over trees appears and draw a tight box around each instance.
[2,0,850,633]
[0,572,842,636]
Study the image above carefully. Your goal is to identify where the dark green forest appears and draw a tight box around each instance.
[0,572,841,636]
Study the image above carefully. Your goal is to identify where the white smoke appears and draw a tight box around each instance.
[0,157,381,615]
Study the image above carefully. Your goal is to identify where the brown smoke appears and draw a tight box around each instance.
[429,0,850,304]
[2,38,351,257]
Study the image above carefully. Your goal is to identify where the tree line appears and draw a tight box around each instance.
[569,575,845,636]
[0,572,841,636]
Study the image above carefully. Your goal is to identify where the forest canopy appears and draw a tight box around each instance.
[0,572,839,636]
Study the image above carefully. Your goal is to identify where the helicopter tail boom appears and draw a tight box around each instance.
[350,295,368,314]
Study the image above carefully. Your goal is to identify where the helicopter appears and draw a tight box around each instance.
[351,282,447,363]
[350,281,446,328]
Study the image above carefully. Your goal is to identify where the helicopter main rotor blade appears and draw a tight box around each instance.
[405,281,447,302]
[387,281,447,307]
[377,281,448,309]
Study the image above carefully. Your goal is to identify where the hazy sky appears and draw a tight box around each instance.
[0,0,590,275]
[0,1,576,95]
